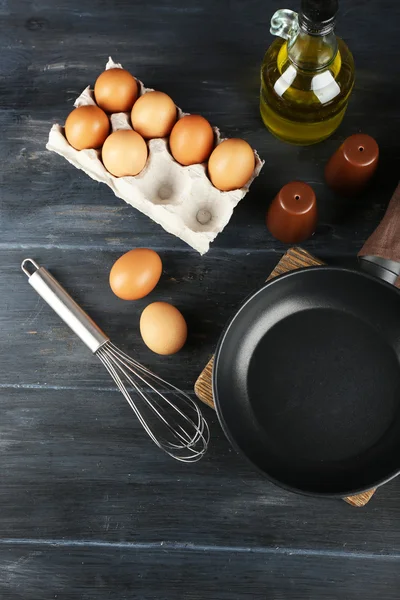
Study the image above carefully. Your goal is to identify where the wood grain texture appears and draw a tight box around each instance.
[194,247,375,506]
[1,0,400,597]
[344,490,376,507]
[359,182,400,263]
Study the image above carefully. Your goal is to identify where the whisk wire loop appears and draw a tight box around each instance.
[97,342,209,462]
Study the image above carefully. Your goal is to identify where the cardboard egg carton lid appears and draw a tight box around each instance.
[47,57,264,254]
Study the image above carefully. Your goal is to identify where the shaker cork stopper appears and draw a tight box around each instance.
[325,134,379,196]
[266,181,317,244]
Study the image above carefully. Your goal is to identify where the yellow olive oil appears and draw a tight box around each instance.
[260,2,355,145]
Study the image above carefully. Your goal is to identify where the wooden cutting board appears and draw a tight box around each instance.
[195,247,375,507]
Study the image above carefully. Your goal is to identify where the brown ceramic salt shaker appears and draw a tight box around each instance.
[266,181,317,244]
[325,134,379,196]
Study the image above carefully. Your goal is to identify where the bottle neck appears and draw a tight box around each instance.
[288,26,338,71]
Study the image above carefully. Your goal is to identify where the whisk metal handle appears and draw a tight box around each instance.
[21,258,109,353]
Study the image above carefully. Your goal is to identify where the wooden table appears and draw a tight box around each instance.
[1,0,400,598]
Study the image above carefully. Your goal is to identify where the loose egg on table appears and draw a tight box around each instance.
[65,105,110,150]
[169,115,214,166]
[208,138,256,191]
[102,130,148,177]
[131,91,177,139]
[140,302,187,355]
[94,68,139,113]
[109,248,162,300]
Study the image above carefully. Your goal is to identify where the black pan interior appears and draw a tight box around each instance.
[213,267,400,496]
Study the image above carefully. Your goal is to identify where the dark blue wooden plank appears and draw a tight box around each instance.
[0,542,400,599]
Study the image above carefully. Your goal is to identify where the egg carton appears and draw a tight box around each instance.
[47,58,264,254]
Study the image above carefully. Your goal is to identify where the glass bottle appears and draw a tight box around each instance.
[260,0,355,145]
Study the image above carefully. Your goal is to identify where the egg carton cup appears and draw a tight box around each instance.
[47,57,264,254]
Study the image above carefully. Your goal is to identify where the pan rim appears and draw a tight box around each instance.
[213,264,400,498]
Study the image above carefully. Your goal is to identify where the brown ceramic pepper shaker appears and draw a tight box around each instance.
[266,181,317,244]
[325,134,379,196]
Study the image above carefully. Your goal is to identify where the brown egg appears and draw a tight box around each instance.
[94,68,139,113]
[131,91,177,139]
[65,105,110,150]
[208,139,256,191]
[109,248,162,300]
[169,115,214,166]
[102,130,148,177]
[140,302,187,355]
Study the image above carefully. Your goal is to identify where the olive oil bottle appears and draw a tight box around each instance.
[260,0,354,145]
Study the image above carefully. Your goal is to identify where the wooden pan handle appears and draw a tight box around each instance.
[359,182,400,263]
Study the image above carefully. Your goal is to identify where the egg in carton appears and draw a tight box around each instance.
[47,58,264,255]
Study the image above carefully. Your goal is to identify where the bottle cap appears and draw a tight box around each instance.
[266,181,318,244]
[324,134,379,196]
[299,0,338,34]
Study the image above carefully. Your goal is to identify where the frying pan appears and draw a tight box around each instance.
[214,183,400,497]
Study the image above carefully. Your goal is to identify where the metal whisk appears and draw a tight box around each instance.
[21,259,209,462]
